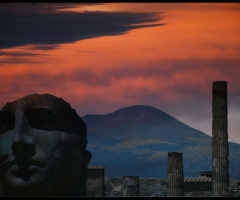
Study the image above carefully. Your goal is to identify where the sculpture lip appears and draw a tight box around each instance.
[10,168,37,179]
[0,158,45,173]
[9,159,45,169]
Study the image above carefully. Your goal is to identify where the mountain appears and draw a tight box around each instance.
[82,105,240,180]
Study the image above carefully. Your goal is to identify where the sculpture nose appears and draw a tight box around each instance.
[11,142,36,162]
[11,101,36,162]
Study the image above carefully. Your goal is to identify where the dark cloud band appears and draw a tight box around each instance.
[0,4,164,49]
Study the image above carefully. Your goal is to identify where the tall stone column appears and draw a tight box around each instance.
[167,152,184,197]
[123,176,139,197]
[212,81,229,196]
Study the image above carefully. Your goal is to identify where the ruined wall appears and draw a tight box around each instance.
[105,177,123,197]
[105,177,167,197]
[104,177,215,197]
[184,176,212,197]
[122,176,139,197]
[139,178,167,197]
[86,166,105,197]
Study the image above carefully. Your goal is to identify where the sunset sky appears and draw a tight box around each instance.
[0,3,240,144]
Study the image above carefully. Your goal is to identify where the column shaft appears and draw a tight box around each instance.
[167,152,184,197]
[212,81,229,196]
[123,176,139,197]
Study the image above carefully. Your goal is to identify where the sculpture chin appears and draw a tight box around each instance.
[4,166,49,189]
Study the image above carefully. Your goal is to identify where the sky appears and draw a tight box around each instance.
[0,3,240,144]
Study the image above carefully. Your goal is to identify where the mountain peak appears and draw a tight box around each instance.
[111,105,166,117]
[82,105,210,141]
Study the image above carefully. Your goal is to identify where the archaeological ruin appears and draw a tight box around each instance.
[167,152,184,197]
[86,166,105,197]
[122,176,140,197]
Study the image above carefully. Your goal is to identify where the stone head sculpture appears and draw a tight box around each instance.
[0,94,91,196]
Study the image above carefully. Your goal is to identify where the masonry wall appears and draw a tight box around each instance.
[184,182,212,192]
[104,177,167,197]
[139,178,167,197]
[122,176,139,197]
[86,166,105,196]
[104,177,215,197]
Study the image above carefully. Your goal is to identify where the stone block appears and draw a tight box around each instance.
[212,130,228,139]
[167,188,184,197]
[212,182,229,196]
[212,145,229,157]
[123,176,139,197]
[87,166,105,196]
[212,157,229,168]
[212,119,227,131]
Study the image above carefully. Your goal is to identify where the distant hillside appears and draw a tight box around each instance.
[83,105,240,180]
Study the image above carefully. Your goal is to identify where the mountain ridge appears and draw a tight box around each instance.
[82,105,240,179]
[83,105,211,142]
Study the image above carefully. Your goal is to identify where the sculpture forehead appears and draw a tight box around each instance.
[1,93,88,138]
[1,94,72,113]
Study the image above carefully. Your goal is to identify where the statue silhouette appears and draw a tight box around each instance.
[0,94,91,196]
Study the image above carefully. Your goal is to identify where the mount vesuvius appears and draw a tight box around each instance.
[82,105,240,179]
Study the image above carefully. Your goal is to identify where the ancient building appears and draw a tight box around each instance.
[212,81,229,196]
[104,177,167,197]
[184,175,212,196]
[200,171,212,178]
[167,152,184,196]
[86,166,105,197]
[104,176,213,197]
[122,176,139,197]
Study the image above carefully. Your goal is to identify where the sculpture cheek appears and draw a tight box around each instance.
[33,131,63,157]
[0,131,14,156]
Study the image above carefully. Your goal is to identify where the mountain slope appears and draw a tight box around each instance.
[82,105,240,180]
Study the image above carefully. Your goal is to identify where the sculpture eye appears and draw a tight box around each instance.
[26,108,67,132]
[33,117,62,131]
[0,111,15,134]
[0,120,9,133]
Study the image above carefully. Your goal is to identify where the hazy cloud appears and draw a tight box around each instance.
[28,44,60,50]
[0,50,44,57]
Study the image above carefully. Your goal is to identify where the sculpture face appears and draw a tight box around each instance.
[0,94,91,196]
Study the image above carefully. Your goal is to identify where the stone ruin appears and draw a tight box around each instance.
[167,152,184,197]
[122,176,139,197]
[212,81,229,196]
[184,175,212,197]
[86,166,105,197]
[184,176,212,183]
[86,170,239,197]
